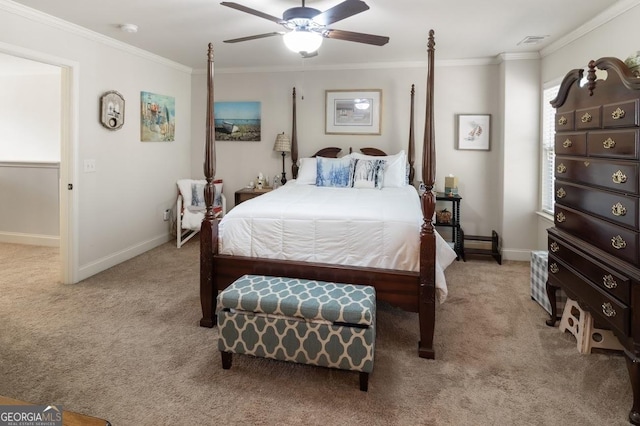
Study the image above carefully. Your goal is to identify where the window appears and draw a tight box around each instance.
[541,84,560,215]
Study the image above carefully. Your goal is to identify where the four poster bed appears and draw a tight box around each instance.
[199,30,447,358]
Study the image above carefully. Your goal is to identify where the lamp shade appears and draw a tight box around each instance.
[283,29,323,54]
[273,133,291,153]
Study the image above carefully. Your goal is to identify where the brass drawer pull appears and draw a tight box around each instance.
[550,263,559,274]
[581,112,592,123]
[611,235,627,250]
[556,212,566,223]
[556,187,566,198]
[611,202,627,217]
[612,170,627,184]
[602,302,616,318]
[603,274,618,289]
[603,138,616,149]
[562,139,573,148]
[558,116,568,126]
[612,107,626,120]
[550,242,559,253]
[557,163,567,174]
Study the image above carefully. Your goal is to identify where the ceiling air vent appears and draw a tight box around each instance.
[517,35,549,45]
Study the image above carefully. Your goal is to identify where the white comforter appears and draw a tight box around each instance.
[218,182,457,302]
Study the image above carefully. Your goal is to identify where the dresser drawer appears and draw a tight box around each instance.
[555,156,639,195]
[576,106,602,130]
[548,236,631,305]
[603,99,639,128]
[547,257,629,336]
[555,111,575,131]
[554,181,639,230]
[554,205,639,264]
[555,132,586,156]
[587,129,639,159]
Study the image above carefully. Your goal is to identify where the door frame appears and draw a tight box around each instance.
[0,42,79,283]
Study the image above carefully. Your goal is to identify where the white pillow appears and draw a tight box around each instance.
[177,179,204,207]
[296,157,317,185]
[177,179,223,212]
[349,158,386,189]
[351,150,406,187]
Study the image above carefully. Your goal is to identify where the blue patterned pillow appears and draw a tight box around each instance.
[316,156,352,187]
[349,158,386,189]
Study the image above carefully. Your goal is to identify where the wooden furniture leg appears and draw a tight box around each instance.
[627,354,640,425]
[545,280,560,327]
[359,372,369,392]
[221,351,232,369]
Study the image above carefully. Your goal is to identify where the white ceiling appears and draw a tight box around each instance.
[9,0,630,70]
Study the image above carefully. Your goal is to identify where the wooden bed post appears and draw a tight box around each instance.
[408,84,416,185]
[418,30,437,359]
[200,43,218,328]
[291,87,299,179]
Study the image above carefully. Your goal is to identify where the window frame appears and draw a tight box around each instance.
[540,80,561,216]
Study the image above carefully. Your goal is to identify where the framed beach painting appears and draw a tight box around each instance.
[325,89,382,135]
[140,91,175,142]
[214,101,261,141]
[457,114,490,150]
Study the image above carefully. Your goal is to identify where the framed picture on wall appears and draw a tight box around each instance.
[325,89,382,135]
[457,114,490,150]
[214,101,261,141]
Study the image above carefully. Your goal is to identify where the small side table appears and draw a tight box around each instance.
[234,187,272,206]
[435,192,462,259]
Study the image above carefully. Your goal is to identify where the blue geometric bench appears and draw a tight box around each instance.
[216,275,376,391]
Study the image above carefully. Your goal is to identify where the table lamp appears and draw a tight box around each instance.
[273,132,291,185]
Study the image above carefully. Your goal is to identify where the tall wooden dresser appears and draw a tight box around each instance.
[546,57,640,425]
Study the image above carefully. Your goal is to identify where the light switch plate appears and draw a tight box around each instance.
[84,159,96,173]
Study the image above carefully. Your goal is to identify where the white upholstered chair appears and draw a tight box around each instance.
[176,179,225,248]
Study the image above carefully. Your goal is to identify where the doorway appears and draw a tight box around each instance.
[0,45,78,284]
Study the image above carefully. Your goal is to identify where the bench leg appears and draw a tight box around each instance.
[359,372,369,392]
[221,351,232,369]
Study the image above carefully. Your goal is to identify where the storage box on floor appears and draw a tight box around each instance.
[530,250,566,315]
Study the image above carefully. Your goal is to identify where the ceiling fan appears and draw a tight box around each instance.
[221,0,389,58]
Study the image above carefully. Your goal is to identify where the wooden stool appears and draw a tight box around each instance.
[559,298,624,354]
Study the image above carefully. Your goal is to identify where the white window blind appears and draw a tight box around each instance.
[541,84,560,215]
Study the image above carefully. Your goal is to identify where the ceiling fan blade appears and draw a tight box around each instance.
[220,2,283,24]
[323,29,389,46]
[313,0,369,26]
[223,32,284,43]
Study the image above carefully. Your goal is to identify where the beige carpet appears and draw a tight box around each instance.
[0,241,632,425]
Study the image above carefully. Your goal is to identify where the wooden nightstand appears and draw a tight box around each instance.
[234,187,272,206]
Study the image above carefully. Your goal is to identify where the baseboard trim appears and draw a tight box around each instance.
[501,248,532,262]
[77,234,171,282]
[0,232,59,247]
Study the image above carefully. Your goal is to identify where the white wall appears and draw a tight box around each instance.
[191,62,505,244]
[500,57,541,259]
[0,72,61,162]
[0,2,192,281]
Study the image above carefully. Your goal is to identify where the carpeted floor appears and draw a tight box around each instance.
[0,241,632,425]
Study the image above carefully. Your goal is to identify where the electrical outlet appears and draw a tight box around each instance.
[163,209,170,221]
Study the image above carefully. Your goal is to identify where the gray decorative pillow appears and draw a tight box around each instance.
[191,183,206,207]
[349,158,386,189]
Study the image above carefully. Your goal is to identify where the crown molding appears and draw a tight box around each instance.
[0,0,192,74]
[193,56,502,75]
[540,0,640,57]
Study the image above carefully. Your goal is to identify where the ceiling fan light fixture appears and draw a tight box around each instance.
[283,29,323,54]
